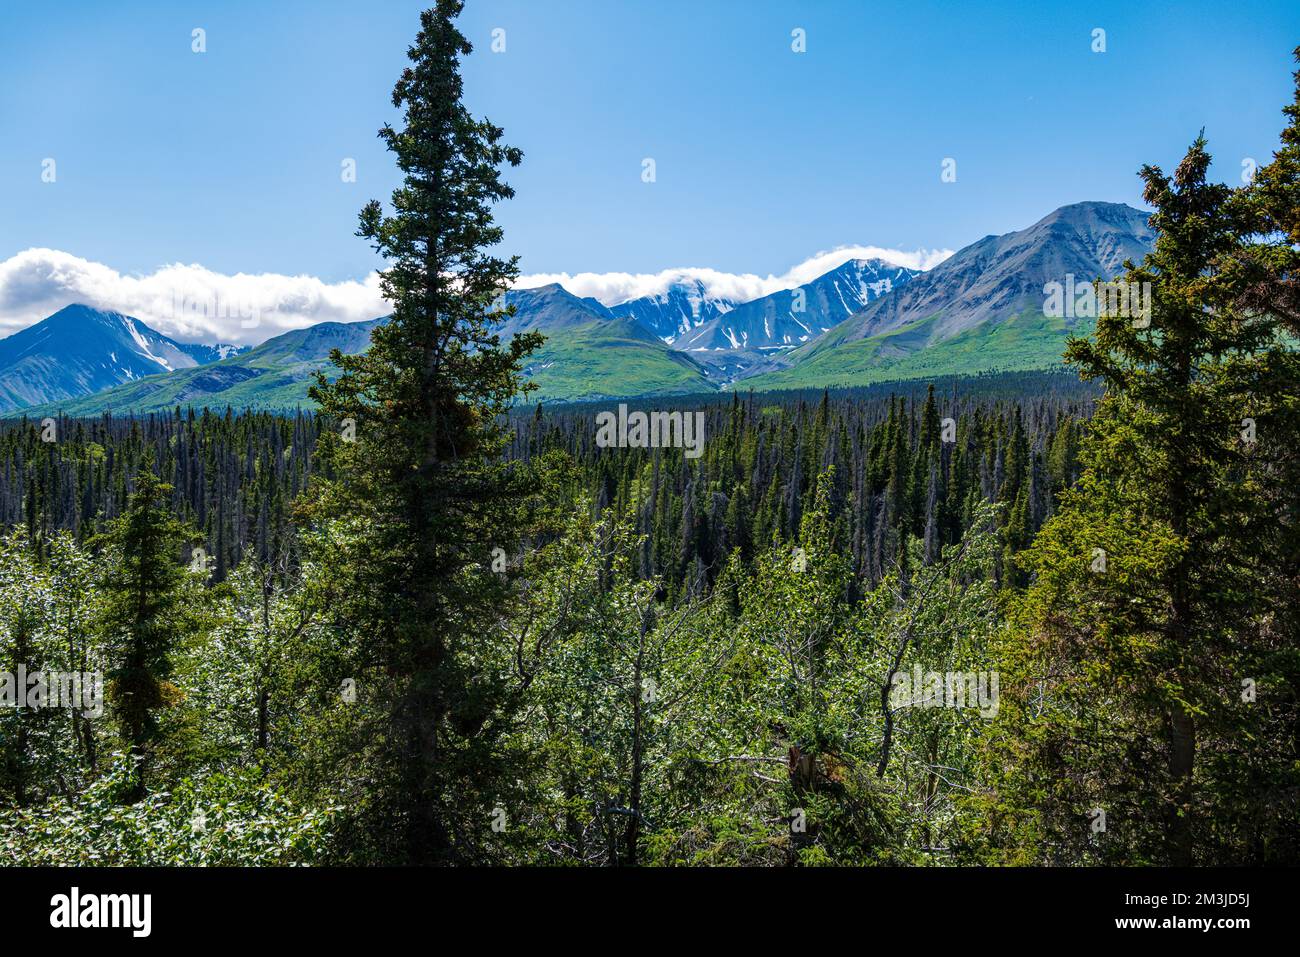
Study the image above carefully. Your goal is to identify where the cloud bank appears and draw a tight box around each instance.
[0,243,953,344]
[0,248,389,345]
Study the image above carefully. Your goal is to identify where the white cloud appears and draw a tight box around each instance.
[516,245,954,306]
[0,248,388,345]
[0,243,954,344]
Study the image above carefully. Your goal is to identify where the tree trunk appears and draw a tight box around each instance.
[624,606,653,866]
[1168,703,1196,865]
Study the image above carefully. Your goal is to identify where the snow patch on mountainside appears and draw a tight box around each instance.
[122,316,175,370]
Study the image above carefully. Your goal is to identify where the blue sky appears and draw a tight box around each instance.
[1,0,1297,341]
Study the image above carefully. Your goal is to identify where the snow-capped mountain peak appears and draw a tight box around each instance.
[671,257,921,355]
[0,304,249,412]
[609,278,739,343]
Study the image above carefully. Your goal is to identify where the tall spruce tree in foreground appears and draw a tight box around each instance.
[99,469,196,801]
[1221,48,1300,862]
[306,0,540,864]
[977,108,1300,863]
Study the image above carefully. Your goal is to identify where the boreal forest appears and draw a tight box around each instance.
[2,3,1298,870]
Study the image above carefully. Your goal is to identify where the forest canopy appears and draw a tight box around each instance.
[1,4,1297,868]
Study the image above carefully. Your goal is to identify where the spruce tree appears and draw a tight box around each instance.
[1220,47,1300,860]
[305,0,540,864]
[982,127,1297,863]
[99,469,196,801]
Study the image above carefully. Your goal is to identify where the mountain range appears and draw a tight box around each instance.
[673,257,919,353]
[4,201,1155,415]
[20,317,381,416]
[0,305,246,413]
[606,278,738,342]
[742,201,1156,390]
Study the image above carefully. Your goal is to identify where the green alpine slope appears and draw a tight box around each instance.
[24,319,384,416]
[521,317,716,402]
[22,312,717,415]
[737,312,1091,392]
